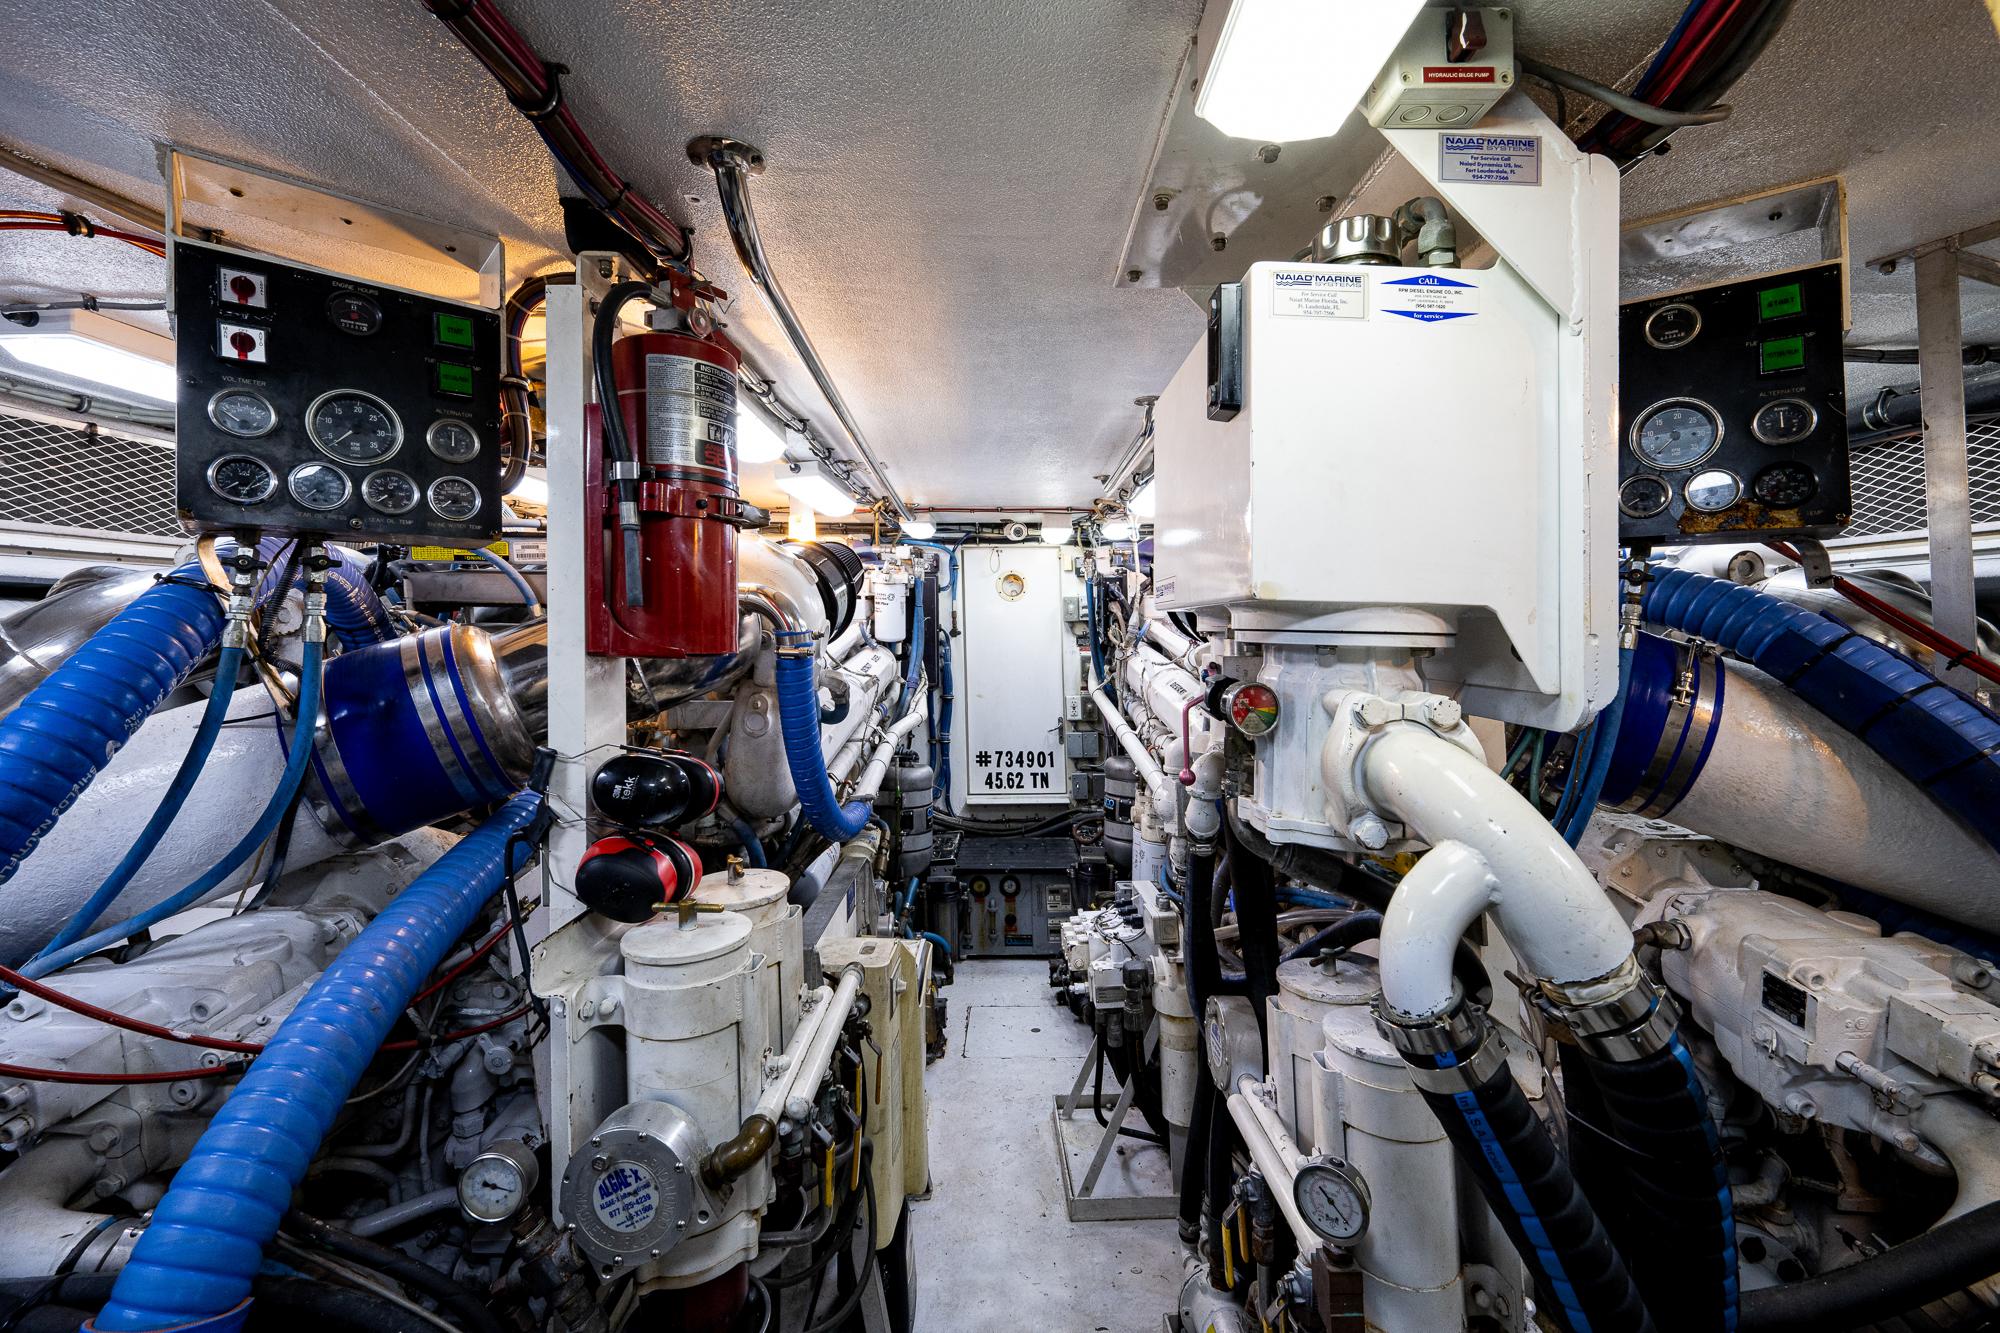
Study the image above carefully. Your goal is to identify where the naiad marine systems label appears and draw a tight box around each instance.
[1272,269,1366,320]
[644,353,738,483]
[1438,133,1541,186]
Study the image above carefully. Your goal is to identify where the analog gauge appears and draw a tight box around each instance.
[1753,461,1819,508]
[206,388,277,439]
[1751,397,1819,445]
[1642,302,1702,350]
[308,390,402,464]
[427,418,481,463]
[459,1145,538,1225]
[288,461,352,512]
[427,475,482,522]
[1685,468,1743,514]
[1631,398,1724,471]
[361,469,420,515]
[1619,474,1672,519]
[206,454,277,505]
[326,291,384,336]
[1293,1156,1371,1245]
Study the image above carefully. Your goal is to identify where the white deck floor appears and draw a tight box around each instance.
[911,959,1183,1331]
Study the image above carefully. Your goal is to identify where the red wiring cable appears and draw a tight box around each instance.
[0,212,166,258]
[381,1005,532,1052]
[0,964,263,1053]
[410,914,518,1004]
[1766,541,2000,688]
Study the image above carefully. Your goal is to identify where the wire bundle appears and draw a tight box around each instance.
[0,211,164,258]
[1576,0,1793,166]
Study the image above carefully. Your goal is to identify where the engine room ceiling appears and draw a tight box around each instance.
[0,0,1998,507]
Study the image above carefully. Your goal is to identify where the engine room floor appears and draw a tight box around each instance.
[913,960,1182,1331]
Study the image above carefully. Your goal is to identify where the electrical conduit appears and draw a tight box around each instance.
[87,790,542,1333]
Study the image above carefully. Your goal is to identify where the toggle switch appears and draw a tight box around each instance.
[216,322,267,363]
[218,267,267,308]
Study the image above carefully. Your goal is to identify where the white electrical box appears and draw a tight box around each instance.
[955,544,1071,805]
[1361,5,1516,131]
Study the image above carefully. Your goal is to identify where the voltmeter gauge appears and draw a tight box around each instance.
[206,454,277,505]
[326,291,384,336]
[1631,398,1723,471]
[308,390,402,464]
[427,418,481,463]
[1642,302,1702,350]
[1753,461,1819,508]
[361,469,420,515]
[288,461,351,511]
[1294,1155,1371,1245]
[427,475,482,522]
[206,389,277,439]
[1685,468,1743,514]
[1751,397,1818,446]
[1619,475,1672,519]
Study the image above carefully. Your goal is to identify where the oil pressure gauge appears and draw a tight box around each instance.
[1294,1155,1371,1245]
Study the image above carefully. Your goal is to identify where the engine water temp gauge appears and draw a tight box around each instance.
[206,454,277,505]
[428,475,482,521]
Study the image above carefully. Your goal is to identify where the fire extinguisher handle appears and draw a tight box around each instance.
[621,526,645,607]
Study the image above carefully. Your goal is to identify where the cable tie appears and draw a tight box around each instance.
[57,211,93,239]
[1850,677,1950,739]
[153,571,228,602]
[1918,735,2000,788]
[507,61,567,122]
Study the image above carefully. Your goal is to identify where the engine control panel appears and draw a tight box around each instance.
[953,836,1079,959]
[171,239,504,545]
[1618,262,1850,546]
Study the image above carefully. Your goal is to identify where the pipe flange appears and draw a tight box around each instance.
[685,136,766,174]
[1319,689,1484,847]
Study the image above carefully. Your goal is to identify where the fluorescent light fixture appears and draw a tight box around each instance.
[506,470,549,509]
[1101,518,1136,541]
[1127,479,1156,519]
[0,308,176,403]
[786,506,818,541]
[1194,0,1426,142]
[736,405,789,463]
[900,518,937,540]
[773,460,855,517]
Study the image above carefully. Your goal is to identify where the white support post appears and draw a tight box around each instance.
[1914,246,1980,692]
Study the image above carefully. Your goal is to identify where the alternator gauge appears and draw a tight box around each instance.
[361,469,420,515]
[308,390,402,464]
[1751,397,1818,446]
[1630,398,1723,471]
[1294,1155,1371,1245]
[288,461,351,511]
[1618,475,1672,519]
[1642,302,1702,350]
[426,418,481,463]
[206,454,277,505]
[1684,468,1743,514]
[206,388,277,439]
[427,475,482,522]
[1753,461,1819,508]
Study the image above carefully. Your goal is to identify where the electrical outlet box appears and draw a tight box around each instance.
[1361,6,1515,131]
[1065,694,1084,722]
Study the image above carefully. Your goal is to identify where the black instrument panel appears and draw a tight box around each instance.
[1618,262,1850,546]
[172,239,503,544]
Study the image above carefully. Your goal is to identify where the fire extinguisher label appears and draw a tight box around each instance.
[644,353,737,483]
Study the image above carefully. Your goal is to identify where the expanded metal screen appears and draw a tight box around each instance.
[1847,419,2000,540]
[0,413,179,538]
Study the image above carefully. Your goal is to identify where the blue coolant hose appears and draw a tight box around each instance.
[0,565,225,889]
[775,632,871,841]
[88,790,541,1333]
[1644,566,2000,853]
[27,644,246,966]
[26,642,325,980]
[901,577,928,707]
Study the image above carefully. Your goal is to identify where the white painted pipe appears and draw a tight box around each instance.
[1226,1076,1319,1257]
[1365,725,1633,1019]
[1919,1096,2000,1222]
[826,616,866,663]
[1092,681,1174,819]
[854,692,929,799]
[774,966,865,1122]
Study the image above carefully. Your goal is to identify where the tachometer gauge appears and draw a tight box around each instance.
[288,461,351,512]
[206,454,277,505]
[361,469,420,515]
[427,475,482,522]
[1294,1155,1371,1245]
[307,390,402,464]
[206,389,277,439]
[426,418,481,463]
[1630,398,1723,471]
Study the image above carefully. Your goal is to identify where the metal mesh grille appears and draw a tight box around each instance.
[1848,419,2000,539]
[0,413,179,537]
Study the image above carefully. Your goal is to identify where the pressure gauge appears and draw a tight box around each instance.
[308,390,403,464]
[288,461,351,511]
[1684,468,1743,514]
[427,418,481,463]
[427,475,482,522]
[459,1141,540,1225]
[1642,302,1702,350]
[1618,474,1672,519]
[361,469,420,515]
[326,291,384,336]
[1753,461,1819,508]
[206,454,277,505]
[1630,398,1723,471]
[206,388,278,439]
[1293,1155,1371,1245]
[1751,397,1818,446]
[1219,680,1280,738]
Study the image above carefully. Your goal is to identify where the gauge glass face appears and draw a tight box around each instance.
[1643,302,1702,350]
[308,391,402,463]
[459,1156,524,1223]
[207,454,277,504]
[1619,475,1672,519]
[288,461,351,511]
[1295,1161,1369,1243]
[361,469,420,515]
[1631,399,1723,470]
[428,475,482,521]
[326,291,384,336]
[1753,461,1818,508]
[1751,397,1818,445]
[207,389,277,439]
[1685,469,1743,513]
[427,418,481,462]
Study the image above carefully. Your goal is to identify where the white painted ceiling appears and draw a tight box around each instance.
[0,0,1997,510]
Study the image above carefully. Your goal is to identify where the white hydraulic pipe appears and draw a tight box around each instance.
[773,966,865,1122]
[1226,1076,1319,1257]
[1366,725,1633,1019]
[1092,680,1175,821]
[854,691,929,799]
[1920,1096,2000,1222]
[826,616,866,663]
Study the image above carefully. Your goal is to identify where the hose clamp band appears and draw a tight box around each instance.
[1549,975,1679,1062]
[607,461,642,482]
[1616,639,1721,819]
[1373,995,1507,1093]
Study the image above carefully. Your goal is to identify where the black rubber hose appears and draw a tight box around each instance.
[1182,843,1239,1006]
[1224,822,1281,1050]
[1178,1055,1215,1244]
[1741,1200,2000,1332]
[1567,1037,1737,1331]
[288,1211,507,1333]
[0,1274,419,1332]
[1279,910,1384,963]
[1417,1060,1656,1333]
[1095,1031,1167,1145]
[1102,1029,1171,1142]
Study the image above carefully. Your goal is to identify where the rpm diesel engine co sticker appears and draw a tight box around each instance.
[592,1162,660,1233]
[1377,272,1479,323]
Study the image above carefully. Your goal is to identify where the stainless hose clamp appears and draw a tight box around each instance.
[1548,974,1679,1063]
[1373,991,1508,1094]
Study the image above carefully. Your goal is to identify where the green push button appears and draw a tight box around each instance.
[434,311,476,349]
[1756,282,1804,322]
[435,361,475,396]
[1760,335,1806,376]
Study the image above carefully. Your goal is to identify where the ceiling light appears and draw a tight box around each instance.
[774,460,856,517]
[900,518,936,540]
[1194,0,1426,142]
[506,470,549,509]
[1128,480,1156,519]
[0,309,176,403]
[1101,519,1136,541]
[736,405,789,463]
[787,506,818,541]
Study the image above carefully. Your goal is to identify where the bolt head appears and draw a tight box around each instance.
[1210,234,1227,252]
[1356,698,1398,728]
[1427,698,1462,731]
[1316,195,1337,213]
[1255,144,1281,164]
[1350,814,1390,851]
[591,1155,609,1171]
[1152,191,1174,211]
